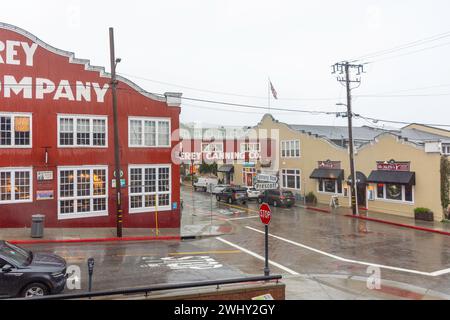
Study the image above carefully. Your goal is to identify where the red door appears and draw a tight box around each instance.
[246,173,253,187]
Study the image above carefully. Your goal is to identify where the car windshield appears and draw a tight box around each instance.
[0,242,32,267]
[282,191,294,196]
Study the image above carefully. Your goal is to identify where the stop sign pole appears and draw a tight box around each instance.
[259,203,271,277]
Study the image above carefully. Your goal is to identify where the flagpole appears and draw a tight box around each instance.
[268,77,271,114]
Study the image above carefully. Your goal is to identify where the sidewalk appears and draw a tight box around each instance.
[301,202,450,235]
[0,191,234,244]
[0,227,181,244]
[283,274,450,300]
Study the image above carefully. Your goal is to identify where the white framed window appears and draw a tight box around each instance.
[0,168,32,204]
[240,143,261,153]
[129,117,171,148]
[57,166,108,220]
[129,165,171,213]
[201,142,224,153]
[318,179,343,194]
[281,140,300,158]
[0,113,32,148]
[57,115,107,148]
[281,169,301,190]
[443,144,450,155]
[375,183,414,204]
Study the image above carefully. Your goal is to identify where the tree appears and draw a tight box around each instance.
[199,162,218,176]
[441,156,450,219]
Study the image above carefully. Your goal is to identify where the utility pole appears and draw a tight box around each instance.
[109,27,123,237]
[332,61,365,216]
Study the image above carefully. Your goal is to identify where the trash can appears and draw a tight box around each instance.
[31,214,45,238]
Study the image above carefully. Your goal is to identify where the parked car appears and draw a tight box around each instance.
[193,177,218,192]
[0,241,67,298]
[243,186,260,200]
[212,184,229,195]
[258,189,296,208]
[216,187,248,204]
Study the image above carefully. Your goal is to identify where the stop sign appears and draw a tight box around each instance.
[259,203,272,225]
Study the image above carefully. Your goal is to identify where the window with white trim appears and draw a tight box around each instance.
[129,165,171,213]
[58,166,108,218]
[0,168,32,203]
[58,115,107,147]
[281,169,301,190]
[375,183,414,203]
[281,140,300,158]
[443,144,450,155]
[240,143,260,153]
[0,114,32,147]
[318,179,343,194]
[129,117,170,147]
[201,142,224,153]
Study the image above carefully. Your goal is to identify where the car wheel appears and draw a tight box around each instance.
[216,195,221,201]
[242,201,247,205]
[22,283,49,298]
[257,198,263,204]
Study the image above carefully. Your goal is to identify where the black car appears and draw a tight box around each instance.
[258,189,296,208]
[216,187,248,204]
[0,241,67,298]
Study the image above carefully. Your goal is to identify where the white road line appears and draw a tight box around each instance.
[245,226,450,277]
[216,237,300,276]
[226,216,260,221]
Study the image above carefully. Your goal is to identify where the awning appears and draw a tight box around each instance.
[218,164,234,174]
[347,172,368,185]
[367,171,416,185]
[310,168,344,180]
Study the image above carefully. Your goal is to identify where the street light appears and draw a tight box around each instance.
[336,103,359,216]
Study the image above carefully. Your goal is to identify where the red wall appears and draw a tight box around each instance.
[0,25,181,228]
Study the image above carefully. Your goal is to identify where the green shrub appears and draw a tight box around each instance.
[305,192,317,204]
[414,207,432,214]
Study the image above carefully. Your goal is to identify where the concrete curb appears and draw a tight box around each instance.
[181,233,227,241]
[302,204,450,236]
[305,206,331,214]
[8,236,181,245]
[345,215,450,237]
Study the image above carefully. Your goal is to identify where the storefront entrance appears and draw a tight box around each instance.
[246,173,253,187]
[242,166,256,187]
[348,171,368,209]
[357,183,367,209]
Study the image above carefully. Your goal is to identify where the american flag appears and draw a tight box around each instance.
[270,80,278,100]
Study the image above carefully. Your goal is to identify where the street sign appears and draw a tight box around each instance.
[255,182,279,190]
[259,203,271,225]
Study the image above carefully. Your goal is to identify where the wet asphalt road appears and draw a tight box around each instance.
[181,187,450,297]
[20,186,450,298]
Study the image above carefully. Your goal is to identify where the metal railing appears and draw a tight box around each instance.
[9,275,282,300]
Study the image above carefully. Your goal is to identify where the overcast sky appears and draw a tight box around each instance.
[3,1,450,129]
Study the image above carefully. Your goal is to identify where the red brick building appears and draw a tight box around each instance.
[0,23,182,229]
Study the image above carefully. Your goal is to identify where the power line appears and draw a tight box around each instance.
[367,41,450,64]
[350,30,450,62]
[360,83,450,95]
[356,93,450,98]
[117,72,341,102]
[355,114,450,128]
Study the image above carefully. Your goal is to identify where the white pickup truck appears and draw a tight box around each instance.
[193,177,219,192]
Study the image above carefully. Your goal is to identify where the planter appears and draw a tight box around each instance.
[415,211,434,222]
